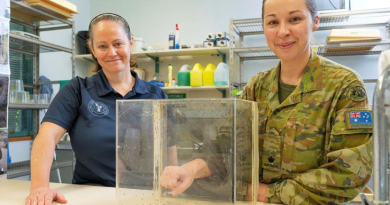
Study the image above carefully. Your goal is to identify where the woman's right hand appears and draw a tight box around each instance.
[159,158,212,196]
[25,186,67,205]
[160,165,195,196]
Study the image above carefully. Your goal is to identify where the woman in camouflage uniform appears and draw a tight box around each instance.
[160,0,373,204]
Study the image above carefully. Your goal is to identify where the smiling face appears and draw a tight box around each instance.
[263,0,319,63]
[89,20,134,74]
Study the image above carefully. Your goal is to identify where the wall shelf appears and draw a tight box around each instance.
[10,33,73,54]
[232,8,390,35]
[8,103,50,110]
[75,47,229,62]
[76,48,228,79]
[7,160,73,179]
[162,85,229,91]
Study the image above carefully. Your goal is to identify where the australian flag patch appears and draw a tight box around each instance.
[346,111,373,129]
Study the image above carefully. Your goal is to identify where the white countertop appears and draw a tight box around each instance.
[0,175,115,205]
[0,175,370,205]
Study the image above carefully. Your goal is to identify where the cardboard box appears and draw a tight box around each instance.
[327,29,381,43]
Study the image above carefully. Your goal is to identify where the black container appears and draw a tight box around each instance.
[76,31,90,54]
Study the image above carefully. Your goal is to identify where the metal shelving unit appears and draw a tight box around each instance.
[9,0,75,133]
[7,160,74,179]
[8,0,75,180]
[233,40,390,60]
[230,8,390,89]
[231,8,390,35]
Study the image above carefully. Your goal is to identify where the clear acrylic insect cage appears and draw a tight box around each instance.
[116,99,258,205]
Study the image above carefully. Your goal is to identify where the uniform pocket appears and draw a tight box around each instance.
[285,118,324,175]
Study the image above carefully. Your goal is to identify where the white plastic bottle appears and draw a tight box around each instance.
[172,78,176,87]
[214,62,229,86]
[175,24,180,49]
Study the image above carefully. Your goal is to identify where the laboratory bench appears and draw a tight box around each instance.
[0,175,371,205]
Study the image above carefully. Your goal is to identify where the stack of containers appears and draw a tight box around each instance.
[9,80,50,104]
[9,80,28,104]
[203,32,231,48]
[216,32,230,47]
[204,33,216,48]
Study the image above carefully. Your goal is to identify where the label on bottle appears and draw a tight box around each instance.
[169,34,175,49]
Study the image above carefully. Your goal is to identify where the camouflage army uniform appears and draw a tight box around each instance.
[240,50,373,204]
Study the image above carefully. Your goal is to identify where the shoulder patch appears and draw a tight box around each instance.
[347,86,367,102]
[346,111,373,129]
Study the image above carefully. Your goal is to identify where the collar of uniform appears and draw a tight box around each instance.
[299,49,323,93]
[131,70,149,95]
[93,70,150,97]
[265,49,323,111]
[263,49,323,93]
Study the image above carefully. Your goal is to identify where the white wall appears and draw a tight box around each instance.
[351,0,390,10]
[90,0,261,48]
[40,0,92,96]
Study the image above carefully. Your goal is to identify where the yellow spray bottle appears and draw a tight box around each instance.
[168,64,173,87]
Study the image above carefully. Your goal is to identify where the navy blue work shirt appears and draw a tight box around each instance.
[42,70,167,187]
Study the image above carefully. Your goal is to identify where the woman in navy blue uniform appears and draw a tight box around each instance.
[25,14,169,205]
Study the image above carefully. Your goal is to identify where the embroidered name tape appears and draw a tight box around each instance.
[347,111,373,129]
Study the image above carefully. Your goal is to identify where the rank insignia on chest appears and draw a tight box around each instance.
[268,156,275,163]
[346,111,373,129]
